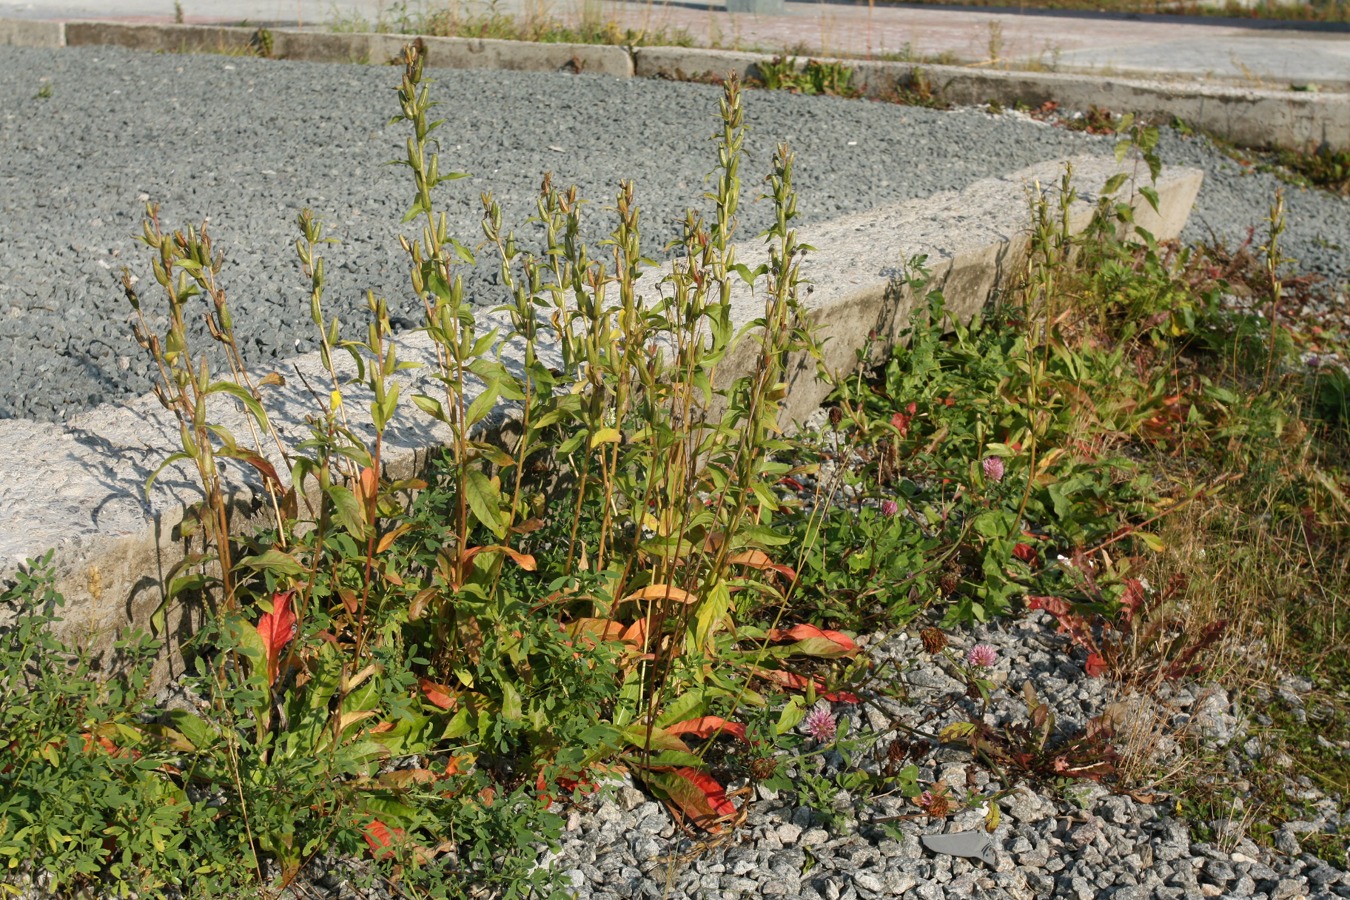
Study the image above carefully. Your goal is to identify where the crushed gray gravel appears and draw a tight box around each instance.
[0,44,1347,425]
[531,610,1350,900]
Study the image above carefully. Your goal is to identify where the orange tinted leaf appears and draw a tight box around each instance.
[636,767,736,833]
[460,544,537,571]
[621,617,649,646]
[567,618,627,643]
[754,668,860,704]
[1085,652,1109,678]
[728,550,797,581]
[376,523,413,555]
[498,546,537,571]
[767,624,859,656]
[619,584,696,606]
[256,590,297,686]
[728,549,772,568]
[359,466,379,506]
[664,716,748,743]
[419,678,456,710]
[363,820,404,859]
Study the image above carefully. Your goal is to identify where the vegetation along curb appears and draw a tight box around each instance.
[0,150,1201,685]
[1,17,1344,150]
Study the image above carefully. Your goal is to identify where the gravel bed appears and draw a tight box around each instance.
[277,609,1349,900]
[1,44,1347,423]
[530,612,1350,900]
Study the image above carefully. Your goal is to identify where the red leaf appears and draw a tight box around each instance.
[363,819,404,859]
[755,668,860,704]
[1085,652,1109,678]
[767,624,860,655]
[1119,578,1146,623]
[664,716,748,743]
[419,678,457,710]
[1013,543,1037,563]
[635,767,737,833]
[256,590,297,686]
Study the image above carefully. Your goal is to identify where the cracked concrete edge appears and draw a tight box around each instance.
[0,153,1201,679]
[2,18,1339,148]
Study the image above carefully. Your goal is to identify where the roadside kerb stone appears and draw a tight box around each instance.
[64,21,260,55]
[894,63,1349,152]
[0,18,62,47]
[58,20,632,78]
[635,45,1349,151]
[0,154,1199,686]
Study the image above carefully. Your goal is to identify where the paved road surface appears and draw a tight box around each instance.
[1,0,1348,87]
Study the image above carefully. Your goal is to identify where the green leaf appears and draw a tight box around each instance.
[499,680,523,722]
[775,695,806,734]
[464,384,500,429]
[412,393,447,422]
[464,469,505,539]
[589,427,622,449]
[235,548,307,577]
[145,451,192,495]
[655,689,707,728]
[1134,530,1165,552]
[205,381,271,431]
[325,483,368,540]
[1139,185,1160,214]
[692,577,732,653]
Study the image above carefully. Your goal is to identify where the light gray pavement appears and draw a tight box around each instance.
[1,0,1348,88]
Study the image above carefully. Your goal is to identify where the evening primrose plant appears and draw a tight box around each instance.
[2,41,861,895]
[6,37,1349,899]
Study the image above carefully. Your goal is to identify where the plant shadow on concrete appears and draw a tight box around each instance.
[2,41,1348,900]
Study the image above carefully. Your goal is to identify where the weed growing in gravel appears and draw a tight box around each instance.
[1,44,864,896]
[5,37,1350,900]
[784,165,1350,858]
[750,57,860,97]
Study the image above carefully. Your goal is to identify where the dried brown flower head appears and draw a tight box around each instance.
[748,755,779,781]
[938,570,962,597]
[920,627,948,654]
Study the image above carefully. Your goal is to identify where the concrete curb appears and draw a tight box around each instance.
[635,46,1349,151]
[2,18,1341,148]
[57,19,633,77]
[0,17,63,47]
[0,154,1201,680]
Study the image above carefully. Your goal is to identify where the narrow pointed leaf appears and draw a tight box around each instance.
[635,767,736,833]
[256,590,297,686]
[664,716,748,743]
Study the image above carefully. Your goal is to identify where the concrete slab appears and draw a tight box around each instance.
[0,154,1201,678]
[65,20,259,52]
[0,14,59,43]
[58,19,634,75]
